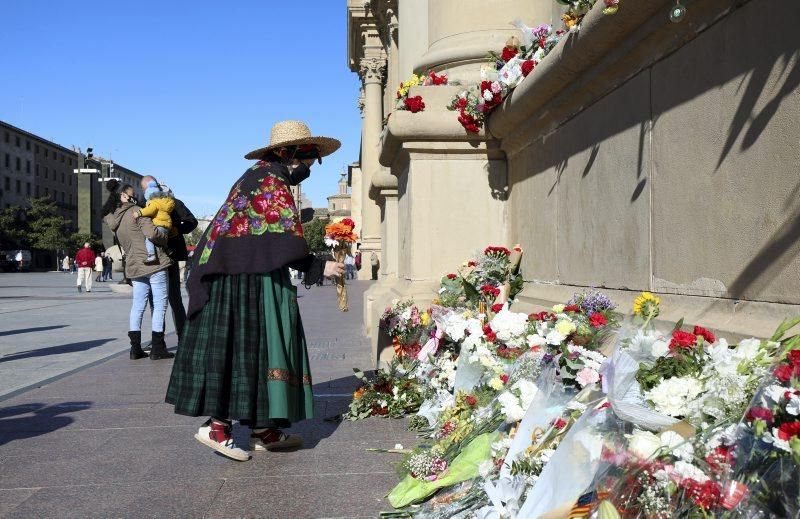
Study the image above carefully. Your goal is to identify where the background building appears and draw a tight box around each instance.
[348,0,800,364]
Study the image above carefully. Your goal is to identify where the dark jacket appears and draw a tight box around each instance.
[167,198,198,261]
[104,202,172,279]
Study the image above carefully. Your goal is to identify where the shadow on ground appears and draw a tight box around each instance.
[0,402,92,446]
[0,339,114,363]
[0,325,68,337]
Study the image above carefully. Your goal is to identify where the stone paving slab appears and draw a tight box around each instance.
[0,277,416,518]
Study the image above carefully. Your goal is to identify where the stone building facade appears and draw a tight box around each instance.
[0,120,144,237]
[347,0,800,364]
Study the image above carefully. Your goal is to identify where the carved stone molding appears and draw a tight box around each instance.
[357,87,366,117]
[359,56,387,84]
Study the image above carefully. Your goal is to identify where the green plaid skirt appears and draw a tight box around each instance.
[165,270,313,424]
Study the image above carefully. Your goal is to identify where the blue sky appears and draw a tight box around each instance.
[0,1,362,216]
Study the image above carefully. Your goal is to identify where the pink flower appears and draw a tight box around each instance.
[576,367,600,387]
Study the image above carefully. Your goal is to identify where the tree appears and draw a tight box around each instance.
[0,204,28,250]
[26,197,69,269]
[67,232,103,254]
[302,217,330,253]
[185,226,206,247]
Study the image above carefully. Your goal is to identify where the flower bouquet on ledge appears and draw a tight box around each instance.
[324,218,358,312]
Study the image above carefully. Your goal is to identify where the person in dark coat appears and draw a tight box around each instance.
[166,121,344,462]
[139,175,198,346]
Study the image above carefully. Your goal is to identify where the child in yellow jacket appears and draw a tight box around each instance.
[134,180,176,264]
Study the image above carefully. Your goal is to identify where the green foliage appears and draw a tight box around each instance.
[636,347,705,393]
[0,205,28,249]
[185,226,206,247]
[302,217,330,253]
[67,232,103,253]
[25,197,69,254]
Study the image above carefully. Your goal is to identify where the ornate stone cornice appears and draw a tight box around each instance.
[359,56,386,84]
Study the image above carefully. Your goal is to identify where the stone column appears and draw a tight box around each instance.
[358,56,387,280]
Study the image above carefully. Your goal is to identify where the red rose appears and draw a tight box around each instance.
[521,60,535,77]
[778,421,800,441]
[788,350,800,366]
[427,71,448,85]
[482,324,497,343]
[467,260,477,267]
[484,246,511,256]
[589,312,608,328]
[669,329,697,351]
[341,218,356,229]
[479,82,502,107]
[265,211,280,224]
[491,303,504,313]
[682,479,721,510]
[564,304,581,313]
[746,407,774,424]
[465,395,478,407]
[480,284,501,298]
[404,95,425,113]
[693,325,716,344]
[228,214,249,237]
[553,417,567,429]
[775,363,794,383]
[500,374,509,385]
[446,273,457,280]
[500,45,518,62]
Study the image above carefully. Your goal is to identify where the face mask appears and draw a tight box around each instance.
[287,163,311,185]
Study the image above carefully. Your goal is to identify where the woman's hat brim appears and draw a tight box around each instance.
[244,136,341,160]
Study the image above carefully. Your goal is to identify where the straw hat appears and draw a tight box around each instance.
[244,120,341,160]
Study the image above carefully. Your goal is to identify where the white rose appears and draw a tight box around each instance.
[651,339,670,358]
[626,429,662,460]
[660,430,694,461]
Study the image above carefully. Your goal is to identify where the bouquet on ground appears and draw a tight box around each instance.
[437,245,524,312]
[345,357,425,420]
[324,218,358,312]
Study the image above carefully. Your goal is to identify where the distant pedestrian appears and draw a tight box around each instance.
[344,253,355,280]
[75,243,96,293]
[61,255,70,273]
[102,255,114,281]
[94,254,104,282]
[103,182,174,361]
[370,251,379,280]
[355,251,362,272]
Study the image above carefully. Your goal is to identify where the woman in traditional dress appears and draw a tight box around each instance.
[166,121,344,461]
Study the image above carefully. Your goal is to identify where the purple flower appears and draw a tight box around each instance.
[568,290,616,314]
[218,221,231,234]
[532,23,551,39]
[232,195,248,210]
[280,217,294,229]
[263,192,274,200]
[206,240,215,249]
[250,218,263,230]
[542,353,554,364]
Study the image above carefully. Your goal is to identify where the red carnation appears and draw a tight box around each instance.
[468,260,477,267]
[682,479,721,510]
[404,95,425,113]
[446,273,457,280]
[500,374,509,385]
[553,417,567,429]
[484,246,511,256]
[482,324,497,343]
[746,407,774,424]
[500,45,518,62]
[521,60,535,77]
[706,446,735,472]
[693,325,716,344]
[589,312,608,328]
[480,284,501,298]
[465,395,478,407]
[778,421,800,441]
[341,218,356,228]
[669,329,698,351]
[775,363,795,383]
[491,303,504,313]
[427,71,448,85]
[788,349,800,366]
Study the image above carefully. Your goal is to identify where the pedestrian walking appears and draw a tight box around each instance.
[61,255,70,273]
[166,120,344,462]
[137,175,198,346]
[370,250,379,280]
[102,254,114,281]
[103,182,174,361]
[74,243,96,293]
[94,254,104,282]
[344,253,356,280]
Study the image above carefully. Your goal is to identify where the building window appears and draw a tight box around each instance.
[44,167,48,179]
[26,140,30,151]
[61,172,64,183]
[44,187,49,196]
[35,164,39,176]
[15,157,21,171]
[3,132,8,143]
[44,149,48,158]
[35,185,39,196]
[15,136,20,147]
[4,177,10,190]
[26,182,31,196]
[60,154,64,163]
[69,175,72,186]
[69,193,72,204]
[61,192,64,203]
[26,160,30,173]
[15,179,20,193]
[35,144,39,154]
[3,154,8,167]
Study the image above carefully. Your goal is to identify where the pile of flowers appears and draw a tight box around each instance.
[344,357,424,420]
[395,71,449,114]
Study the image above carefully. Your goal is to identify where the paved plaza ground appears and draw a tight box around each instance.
[0,273,414,518]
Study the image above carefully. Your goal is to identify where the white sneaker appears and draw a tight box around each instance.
[249,429,303,451]
[194,422,250,461]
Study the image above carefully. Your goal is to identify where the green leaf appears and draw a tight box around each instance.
[770,316,800,342]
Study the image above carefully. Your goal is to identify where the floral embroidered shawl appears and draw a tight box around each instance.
[186,161,309,317]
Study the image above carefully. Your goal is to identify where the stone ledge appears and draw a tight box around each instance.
[488,0,747,153]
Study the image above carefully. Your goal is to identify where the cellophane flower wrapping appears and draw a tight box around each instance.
[323,218,358,312]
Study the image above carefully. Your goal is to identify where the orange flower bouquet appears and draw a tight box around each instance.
[324,218,358,312]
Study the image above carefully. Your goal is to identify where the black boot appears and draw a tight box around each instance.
[150,331,175,360]
[128,331,148,360]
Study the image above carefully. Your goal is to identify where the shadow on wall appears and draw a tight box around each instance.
[0,401,92,446]
[512,1,800,188]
